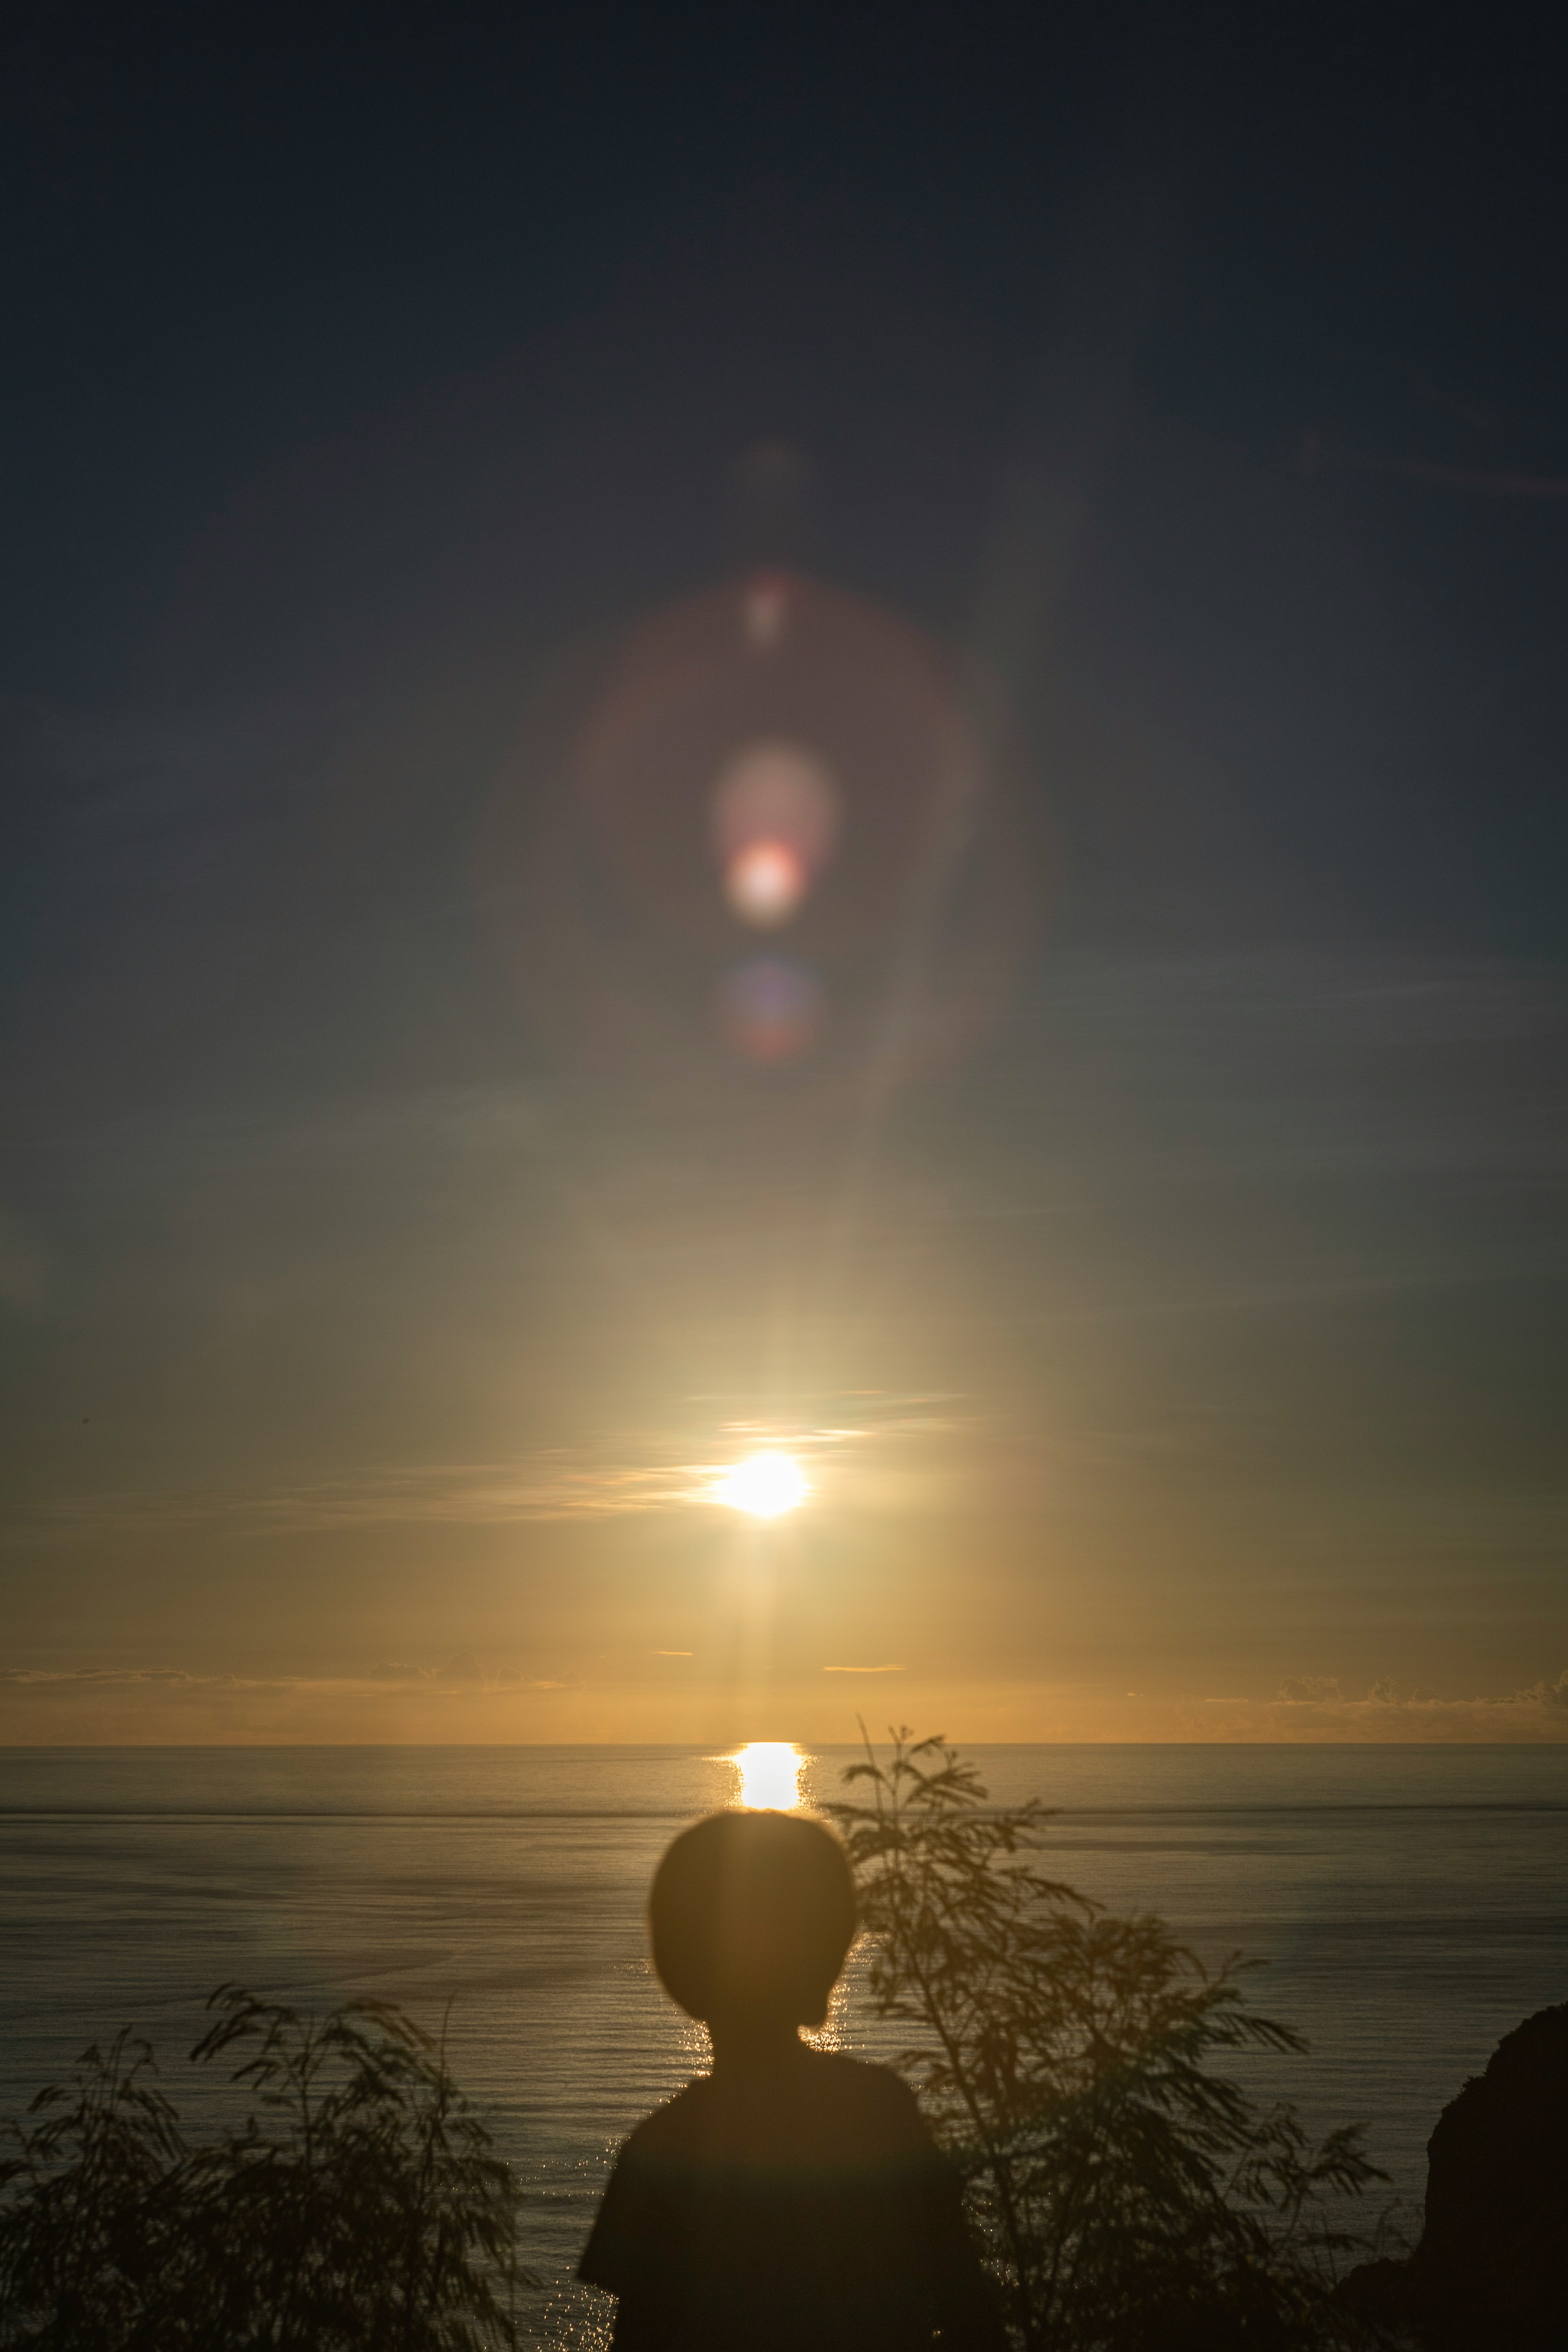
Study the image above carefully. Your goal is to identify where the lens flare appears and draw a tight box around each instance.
[743,577,789,650]
[712,740,839,931]
[732,1741,804,1808]
[725,837,806,926]
[718,958,824,1062]
[713,1453,810,1517]
[488,569,1029,1096]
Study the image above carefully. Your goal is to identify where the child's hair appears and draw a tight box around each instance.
[649,1809,858,2027]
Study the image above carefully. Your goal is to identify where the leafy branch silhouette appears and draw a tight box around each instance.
[824,1728,1399,2352]
[0,1985,535,2350]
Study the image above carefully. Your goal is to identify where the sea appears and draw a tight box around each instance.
[2,1743,1565,2342]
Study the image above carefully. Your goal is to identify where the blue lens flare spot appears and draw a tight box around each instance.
[718,957,825,1062]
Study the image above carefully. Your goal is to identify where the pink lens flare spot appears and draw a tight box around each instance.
[718,958,825,1062]
[712,740,840,899]
[725,837,807,927]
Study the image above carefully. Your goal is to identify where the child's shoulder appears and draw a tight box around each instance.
[797,2052,924,2123]
[630,2054,925,2161]
[808,2054,927,2152]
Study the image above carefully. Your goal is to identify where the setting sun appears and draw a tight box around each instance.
[711,1453,810,1517]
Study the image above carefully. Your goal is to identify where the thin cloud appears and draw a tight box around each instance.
[1304,435,1568,500]
[1191,1668,1568,1739]
[1278,1668,1568,1714]
[16,1457,728,1539]
[0,1663,570,1697]
[0,1667,263,1690]
[13,1406,960,1546]
[823,1664,906,1674]
[364,1660,565,1692]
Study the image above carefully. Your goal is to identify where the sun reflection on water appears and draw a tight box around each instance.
[731,1741,805,1809]
[803,1972,851,2054]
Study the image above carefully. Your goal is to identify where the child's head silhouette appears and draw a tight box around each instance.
[649,1809,857,2031]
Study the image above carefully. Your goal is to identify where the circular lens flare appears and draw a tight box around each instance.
[713,1454,810,1517]
[725,837,806,926]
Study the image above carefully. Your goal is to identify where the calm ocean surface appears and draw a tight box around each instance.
[2,1743,1565,2341]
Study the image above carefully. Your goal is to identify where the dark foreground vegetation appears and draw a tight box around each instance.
[827,1733,1396,2352]
[5,1735,1552,2350]
[0,1988,533,2350]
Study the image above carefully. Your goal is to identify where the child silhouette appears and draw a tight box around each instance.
[579,1808,1005,2350]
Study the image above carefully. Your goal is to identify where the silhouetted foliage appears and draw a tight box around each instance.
[825,1731,1397,2352]
[0,1986,535,2350]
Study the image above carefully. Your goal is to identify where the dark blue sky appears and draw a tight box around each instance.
[6,6,1567,940]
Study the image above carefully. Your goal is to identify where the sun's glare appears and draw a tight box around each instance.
[712,1452,810,1517]
[733,1742,804,1809]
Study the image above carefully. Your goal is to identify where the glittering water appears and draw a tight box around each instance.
[2,1744,1565,2341]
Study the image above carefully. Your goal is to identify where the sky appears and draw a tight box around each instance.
[2,4,1566,1743]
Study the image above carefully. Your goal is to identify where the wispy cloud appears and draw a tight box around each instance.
[0,1662,567,1697]
[12,1398,964,1545]
[366,1657,567,1691]
[1188,1667,1568,1740]
[14,1457,735,1540]
[0,1666,271,1690]
[1303,436,1568,501]
[823,1664,906,1674]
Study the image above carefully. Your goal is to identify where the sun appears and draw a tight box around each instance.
[712,1452,810,1517]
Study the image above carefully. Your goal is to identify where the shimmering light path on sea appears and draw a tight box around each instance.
[2,1744,1565,2343]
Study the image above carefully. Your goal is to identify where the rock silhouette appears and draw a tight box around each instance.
[1339,2000,1568,2349]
